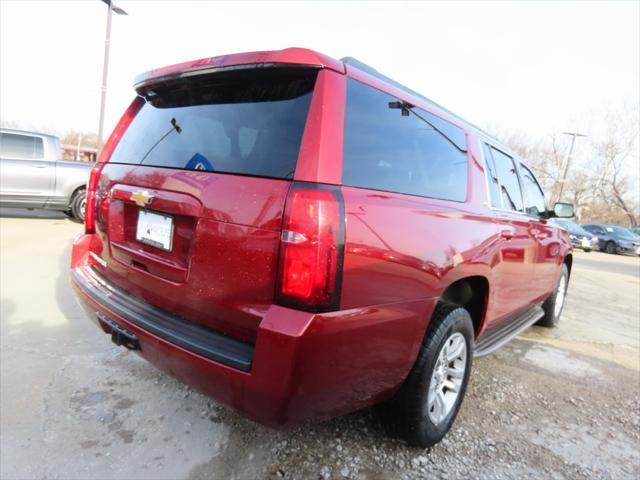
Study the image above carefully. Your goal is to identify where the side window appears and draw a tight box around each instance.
[490,147,524,212]
[343,79,468,201]
[519,163,546,217]
[481,143,502,208]
[0,132,44,160]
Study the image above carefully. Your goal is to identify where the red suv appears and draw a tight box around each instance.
[70,48,574,447]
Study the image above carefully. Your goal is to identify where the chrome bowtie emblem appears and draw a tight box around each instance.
[130,190,153,207]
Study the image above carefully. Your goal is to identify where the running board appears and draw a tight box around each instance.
[474,305,544,357]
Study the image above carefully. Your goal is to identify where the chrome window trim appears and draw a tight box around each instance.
[516,161,548,220]
[478,136,546,221]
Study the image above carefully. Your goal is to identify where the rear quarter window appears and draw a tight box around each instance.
[342,79,468,202]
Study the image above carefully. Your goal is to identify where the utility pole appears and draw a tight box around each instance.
[557,131,587,201]
[97,0,128,154]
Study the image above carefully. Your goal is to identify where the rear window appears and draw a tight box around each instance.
[0,132,44,160]
[342,79,468,202]
[109,68,317,179]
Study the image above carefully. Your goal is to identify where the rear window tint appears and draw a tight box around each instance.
[0,132,44,160]
[343,79,468,201]
[109,68,317,179]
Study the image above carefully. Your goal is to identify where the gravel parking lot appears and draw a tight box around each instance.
[1,210,639,480]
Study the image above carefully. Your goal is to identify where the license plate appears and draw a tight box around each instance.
[581,238,590,248]
[136,210,174,251]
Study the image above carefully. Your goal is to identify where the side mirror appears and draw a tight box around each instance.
[553,202,575,218]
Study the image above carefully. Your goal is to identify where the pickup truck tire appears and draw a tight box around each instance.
[380,304,474,448]
[70,188,86,222]
[537,263,569,328]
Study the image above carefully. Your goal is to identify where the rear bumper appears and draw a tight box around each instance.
[70,234,434,425]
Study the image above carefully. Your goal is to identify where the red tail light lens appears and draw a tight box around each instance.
[85,97,144,234]
[84,163,105,234]
[276,183,345,312]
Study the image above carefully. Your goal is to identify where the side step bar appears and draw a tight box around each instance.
[474,305,544,357]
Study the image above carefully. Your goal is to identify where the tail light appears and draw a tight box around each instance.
[84,163,105,234]
[276,183,345,312]
[85,97,144,234]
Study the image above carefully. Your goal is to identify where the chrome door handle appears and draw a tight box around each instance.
[34,165,47,168]
[500,229,514,240]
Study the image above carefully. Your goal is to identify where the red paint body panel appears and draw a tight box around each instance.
[294,70,346,185]
[70,48,573,426]
[94,164,290,343]
[71,255,434,425]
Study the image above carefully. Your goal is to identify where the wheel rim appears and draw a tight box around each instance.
[79,197,86,220]
[554,274,567,317]
[607,243,615,254]
[427,332,467,426]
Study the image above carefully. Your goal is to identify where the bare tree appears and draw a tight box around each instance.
[591,107,640,226]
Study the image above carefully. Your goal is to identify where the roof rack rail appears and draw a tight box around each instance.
[340,57,492,138]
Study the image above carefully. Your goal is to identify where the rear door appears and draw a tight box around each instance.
[0,132,53,207]
[93,67,318,343]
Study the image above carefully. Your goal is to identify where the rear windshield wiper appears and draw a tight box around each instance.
[140,117,182,165]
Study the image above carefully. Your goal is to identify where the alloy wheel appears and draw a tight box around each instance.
[427,332,467,425]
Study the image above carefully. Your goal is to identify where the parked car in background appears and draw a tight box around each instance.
[69,48,575,448]
[582,223,640,255]
[0,128,93,220]
[630,227,640,237]
[553,219,599,252]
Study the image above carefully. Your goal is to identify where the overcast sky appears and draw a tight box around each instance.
[1,0,638,143]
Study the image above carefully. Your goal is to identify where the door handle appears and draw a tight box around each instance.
[500,229,514,240]
[34,165,47,169]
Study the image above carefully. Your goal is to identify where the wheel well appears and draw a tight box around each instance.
[68,185,86,208]
[564,253,573,277]
[440,276,489,335]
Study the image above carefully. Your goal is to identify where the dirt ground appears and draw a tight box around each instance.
[1,210,639,480]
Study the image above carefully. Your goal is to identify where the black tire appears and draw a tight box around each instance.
[605,241,617,255]
[582,248,591,253]
[63,210,75,219]
[538,263,569,328]
[380,304,474,448]
[70,189,86,223]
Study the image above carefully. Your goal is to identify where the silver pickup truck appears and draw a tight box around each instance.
[0,128,93,220]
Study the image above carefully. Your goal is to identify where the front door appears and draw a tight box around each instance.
[518,162,559,299]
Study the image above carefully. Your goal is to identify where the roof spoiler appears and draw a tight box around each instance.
[133,48,345,90]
